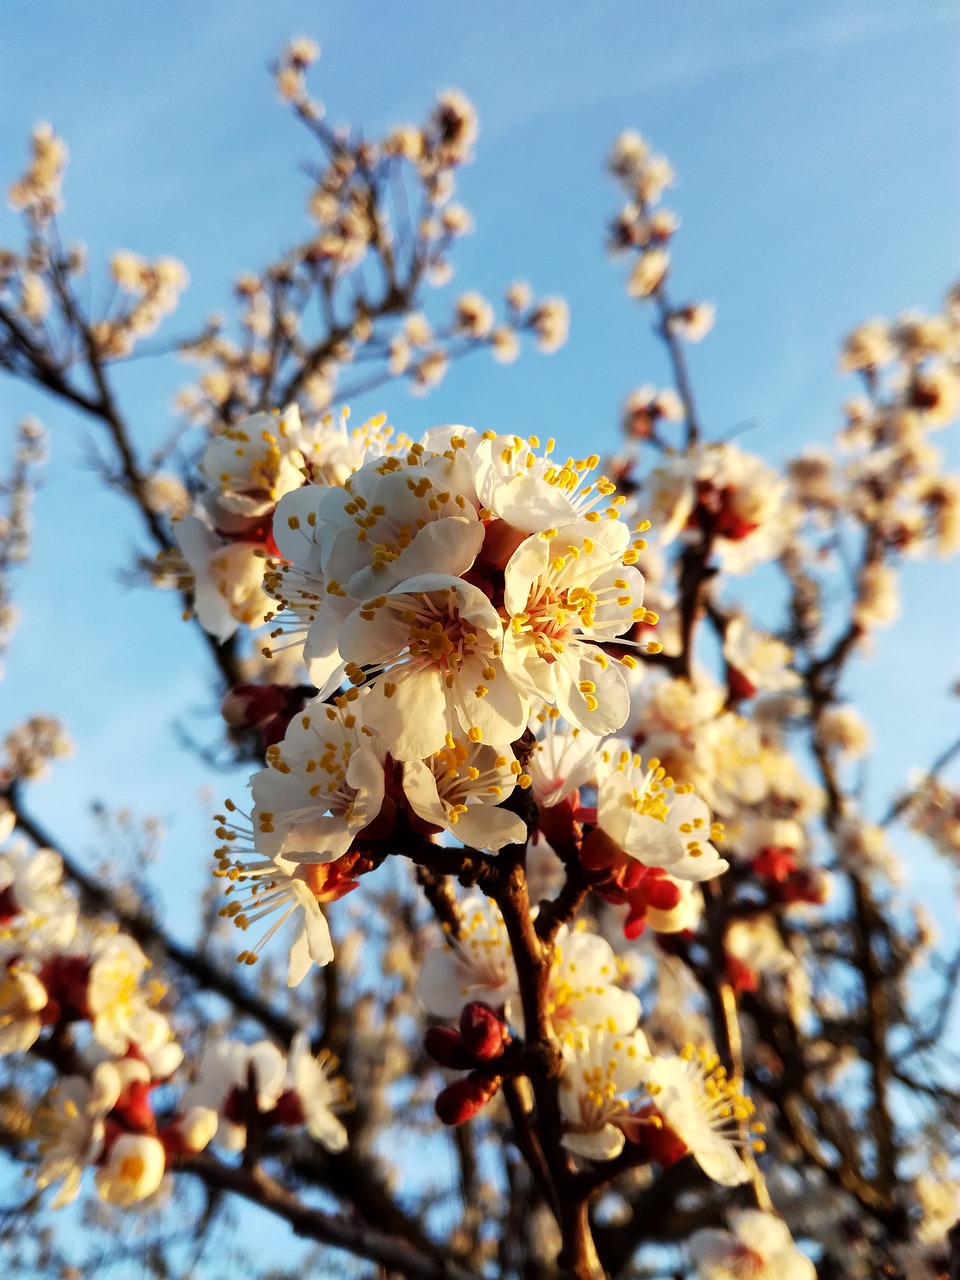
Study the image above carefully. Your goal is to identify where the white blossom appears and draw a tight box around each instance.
[558,1025,649,1160]
[416,894,518,1018]
[402,735,528,851]
[597,748,728,881]
[288,1031,350,1151]
[95,1134,166,1207]
[251,690,386,863]
[35,1063,121,1207]
[689,1209,815,1279]
[502,520,647,735]
[643,1047,758,1187]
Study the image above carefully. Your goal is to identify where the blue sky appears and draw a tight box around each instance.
[1,0,958,934]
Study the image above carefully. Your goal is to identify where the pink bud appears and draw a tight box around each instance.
[435,1070,501,1126]
[459,1002,507,1062]
[424,1026,472,1070]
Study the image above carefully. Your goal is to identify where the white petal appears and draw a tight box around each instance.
[503,533,549,614]
[349,516,483,599]
[561,1126,625,1161]
[690,1132,751,1187]
[307,1109,349,1153]
[363,667,448,760]
[401,761,447,830]
[732,1209,795,1259]
[454,804,527,852]
[555,646,629,736]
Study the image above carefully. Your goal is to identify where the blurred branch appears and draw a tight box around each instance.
[175,1152,480,1280]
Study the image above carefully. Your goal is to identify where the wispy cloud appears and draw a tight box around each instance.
[470,2,958,137]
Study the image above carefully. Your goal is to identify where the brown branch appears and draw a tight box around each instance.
[491,852,604,1280]
[0,290,245,692]
[0,300,102,416]
[174,1152,480,1280]
[653,286,702,448]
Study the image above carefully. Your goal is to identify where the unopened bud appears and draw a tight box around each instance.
[435,1070,502,1126]
[424,1026,472,1070]
[459,1002,508,1062]
[623,904,648,940]
[751,847,798,883]
[113,1079,155,1132]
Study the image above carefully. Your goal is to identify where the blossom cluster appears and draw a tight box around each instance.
[160,388,827,1213]
[179,404,742,983]
[418,894,765,1185]
[0,815,348,1211]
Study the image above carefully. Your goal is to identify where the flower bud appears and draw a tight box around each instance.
[726,665,757,703]
[435,1070,501,1126]
[623,904,648,939]
[149,1041,185,1081]
[459,1002,508,1062]
[424,1026,473,1070]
